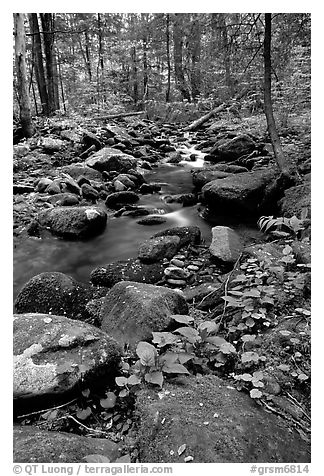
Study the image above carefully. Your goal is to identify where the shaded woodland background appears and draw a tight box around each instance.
[13,13,310,126]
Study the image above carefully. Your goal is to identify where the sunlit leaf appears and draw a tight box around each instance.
[162,363,189,374]
[152,332,178,347]
[100,392,117,409]
[127,374,142,386]
[171,314,194,324]
[136,341,157,367]
[116,376,128,387]
[144,370,164,387]
[174,327,200,343]
[76,407,92,420]
[250,388,263,399]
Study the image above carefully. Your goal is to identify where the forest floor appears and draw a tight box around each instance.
[13,110,311,463]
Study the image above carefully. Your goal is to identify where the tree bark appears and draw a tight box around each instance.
[130,46,138,104]
[190,14,201,101]
[264,13,291,177]
[28,13,48,115]
[165,14,171,102]
[40,13,59,114]
[173,14,191,101]
[219,14,234,97]
[14,13,34,137]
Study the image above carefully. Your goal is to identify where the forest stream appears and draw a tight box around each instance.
[13,143,262,299]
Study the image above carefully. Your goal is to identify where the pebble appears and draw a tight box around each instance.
[187,265,199,271]
[170,258,185,267]
[174,254,186,260]
[164,266,190,279]
[166,279,187,286]
[191,260,203,266]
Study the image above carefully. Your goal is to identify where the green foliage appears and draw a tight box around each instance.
[257,215,304,235]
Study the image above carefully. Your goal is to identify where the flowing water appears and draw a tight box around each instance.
[13,148,262,299]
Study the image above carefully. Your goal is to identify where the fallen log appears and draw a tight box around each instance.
[185,87,250,132]
[94,111,145,120]
[184,103,228,132]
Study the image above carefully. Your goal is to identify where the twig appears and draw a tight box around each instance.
[261,399,311,434]
[16,398,78,419]
[219,253,243,325]
[66,415,107,434]
[286,392,311,422]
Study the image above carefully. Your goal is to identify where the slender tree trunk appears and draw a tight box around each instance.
[165,13,171,102]
[143,36,148,99]
[14,13,34,137]
[264,13,291,177]
[190,14,201,101]
[173,14,191,101]
[97,14,104,72]
[28,13,48,115]
[130,46,138,104]
[84,30,92,81]
[219,14,234,97]
[40,13,59,114]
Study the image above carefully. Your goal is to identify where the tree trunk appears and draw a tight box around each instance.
[173,14,191,101]
[28,13,48,115]
[190,14,201,101]
[219,14,234,97]
[142,34,148,99]
[165,14,171,102]
[14,13,34,137]
[130,46,138,104]
[84,30,92,81]
[263,13,292,177]
[40,13,59,114]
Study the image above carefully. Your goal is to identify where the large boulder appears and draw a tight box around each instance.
[85,147,137,173]
[152,225,201,247]
[138,236,180,263]
[60,164,103,181]
[278,182,311,218]
[13,313,122,402]
[90,259,165,287]
[192,169,233,189]
[35,206,107,239]
[100,281,188,346]
[209,226,243,264]
[15,272,92,321]
[136,375,310,463]
[14,426,120,463]
[209,134,257,162]
[201,167,278,215]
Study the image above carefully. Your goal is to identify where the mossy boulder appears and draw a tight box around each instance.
[35,206,107,239]
[90,258,165,287]
[138,236,180,263]
[135,375,310,463]
[13,313,122,402]
[13,426,120,463]
[15,272,92,321]
[100,281,188,347]
[152,225,201,247]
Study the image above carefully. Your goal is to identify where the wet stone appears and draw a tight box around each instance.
[170,258,185,268]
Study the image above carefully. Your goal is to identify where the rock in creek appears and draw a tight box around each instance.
[209,226,243,264]
[105,191,139,208]
[201,167,278,215]
[90,258,165,287]
[100,281,188,347]
[85,147,137,173]
[13,426,121,463]
[208,134,257,162]
[152,225,201,247]
[15,272,93,321]
[34,206,107,239]
[138,236,180,263]
[13,313,122,402]
[60,163,103,181]
[136,374,310,463]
